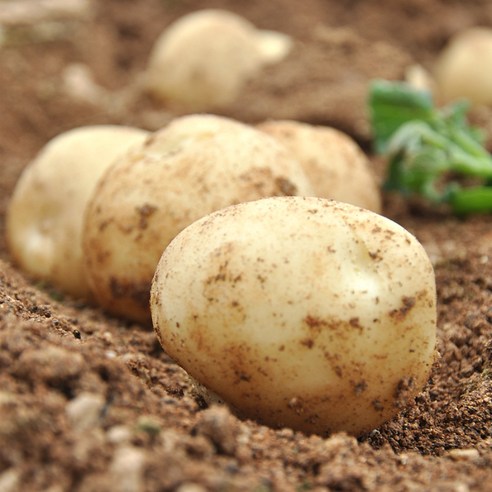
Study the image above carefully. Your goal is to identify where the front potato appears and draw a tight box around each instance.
[83,115,313,323]
[151,196,437,436]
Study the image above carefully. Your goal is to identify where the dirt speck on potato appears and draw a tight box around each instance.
[274,176,298,195]
[389,296,416,320]
[136,203,158,229]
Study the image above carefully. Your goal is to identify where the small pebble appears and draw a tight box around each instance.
[447,448,481,462]
[0,468,20,492]
[110,445,146,492]
[66,392,105,431]
[193,405,240,455]
[107,425,133,445]
[176,484,207,492]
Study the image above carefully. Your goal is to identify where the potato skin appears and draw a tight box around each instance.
[258,120,382,213]
[6,125,149,298]
[435,27,492,106]
[83,115,314,323]
[151,196,437,436]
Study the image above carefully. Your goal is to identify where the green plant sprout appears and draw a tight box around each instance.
[368,79,492,214]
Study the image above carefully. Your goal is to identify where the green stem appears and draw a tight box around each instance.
[449,186,492,214]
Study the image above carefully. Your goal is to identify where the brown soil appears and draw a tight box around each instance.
[1,1,491,490]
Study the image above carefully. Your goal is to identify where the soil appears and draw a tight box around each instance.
[0,0,491,491]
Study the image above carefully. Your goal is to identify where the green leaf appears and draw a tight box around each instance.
[368,79,434,153]
[368,79,492,215]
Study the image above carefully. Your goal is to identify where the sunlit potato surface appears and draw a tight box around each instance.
[6,125,149,298]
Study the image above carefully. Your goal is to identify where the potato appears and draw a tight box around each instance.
[151,196,437,436]
[435,27,492,106]
[258,120,382,213]
[144,9,292,111]
[6,125,149,298]
[83,115,314,324]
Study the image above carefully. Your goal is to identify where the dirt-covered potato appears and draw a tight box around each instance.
[151,196,437,436]
[258,120,382,212]
[6,125,149,298]
[83,115,314,324]
[435,27,492,106]
[144,9,292,111]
